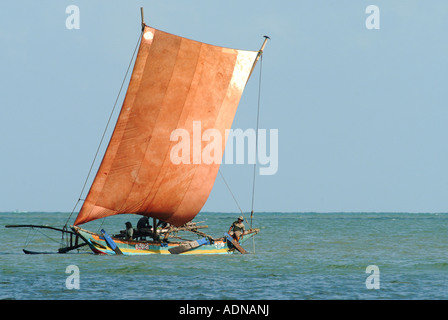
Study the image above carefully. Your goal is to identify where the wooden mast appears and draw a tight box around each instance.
[140,7,145,30]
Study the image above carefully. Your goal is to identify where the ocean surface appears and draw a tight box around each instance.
[0,211,447,300]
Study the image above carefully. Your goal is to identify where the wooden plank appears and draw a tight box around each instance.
[168,238,209,254]
[168,241,199,254]
[101,229,123,255]
[224,233,248,254]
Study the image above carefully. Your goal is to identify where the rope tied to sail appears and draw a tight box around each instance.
[64,30,143,229]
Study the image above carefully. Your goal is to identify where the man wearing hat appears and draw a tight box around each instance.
[228,216,246,241]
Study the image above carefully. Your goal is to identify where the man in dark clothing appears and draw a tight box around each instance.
[136,216,152,240]
[137,216,151,230]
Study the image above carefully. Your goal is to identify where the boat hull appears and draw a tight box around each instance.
[71,226,247,255]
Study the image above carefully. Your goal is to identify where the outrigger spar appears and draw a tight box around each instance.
[6,8,268,255]
[5,224,88,254]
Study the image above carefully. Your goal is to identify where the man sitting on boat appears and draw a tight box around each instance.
[125,221,134,240]
[136,216,153,240]
[137,216,152,231]
[115,221,136,240]
[228,216,245,241]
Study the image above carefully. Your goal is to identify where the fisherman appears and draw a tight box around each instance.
[228,215,245,241]
[136,216,152,240]
[125,221,134,240]
[137,216,151,230]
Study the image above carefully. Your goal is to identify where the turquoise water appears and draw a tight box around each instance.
[0,211,447,300]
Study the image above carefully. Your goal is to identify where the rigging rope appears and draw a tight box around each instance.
[219,170,244,216]
[24,227,65,250]
[218,46,264,255]
[64,31,143,228]
[23,227,35,249]
[250,52,263,228]
[218,46,265,236]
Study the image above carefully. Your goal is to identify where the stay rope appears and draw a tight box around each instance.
[218,170,244,216]
[218,51,264,226]
[64,31,143,229]
[218,46,265,254]
[250,53,263,229]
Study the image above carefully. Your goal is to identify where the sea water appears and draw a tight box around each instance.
[0,211,447,300]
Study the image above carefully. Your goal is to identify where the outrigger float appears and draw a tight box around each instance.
[6,8,267,255]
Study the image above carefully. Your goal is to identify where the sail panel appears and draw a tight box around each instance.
[74,26,257,226]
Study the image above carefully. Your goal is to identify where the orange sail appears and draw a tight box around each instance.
[74,26,259,226]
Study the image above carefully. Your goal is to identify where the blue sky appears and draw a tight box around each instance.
[1,1,448,214]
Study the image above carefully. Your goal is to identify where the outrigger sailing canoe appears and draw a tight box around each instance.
[72,224,259,255]
[6,8,268,255]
